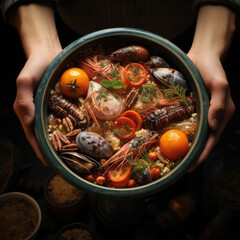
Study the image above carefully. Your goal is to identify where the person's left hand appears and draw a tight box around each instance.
[185,5,236,171]
[187,50,235,172]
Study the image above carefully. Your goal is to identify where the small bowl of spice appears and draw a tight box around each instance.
[0,191,41,240]
[56,223,96,240]
[44,172,87,222]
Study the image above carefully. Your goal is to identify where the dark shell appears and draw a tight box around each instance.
[150,56,169,68]
[61,152,100,175]
[135,167,151,185]
[76,131,113,158]
[152,68,189,89]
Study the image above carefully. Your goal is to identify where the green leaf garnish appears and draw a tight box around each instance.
[128,150,162,174]
[100,79,125,90]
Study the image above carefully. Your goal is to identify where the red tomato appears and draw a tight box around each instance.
[109,164,131,183]
[121,110,142,130]
[111,177,130,188]
[150,167,161,180]
[148,152,158,161]
[113,117,136,141]
[127,179,137,188]
[124,63,147,87]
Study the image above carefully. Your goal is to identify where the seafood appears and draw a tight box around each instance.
[48,94,88,129]
[140,96,196,131]
[61,151,100,175]
[102,131,159,169]
[150,56,169,68]
[152,68,189,89]
[110,45,150,62]
[166,115,197,141]
[85,81,123,126]
[135,167,151,185]
[80,55,114,81]
[76,131,113,158]
[47,44,198,188]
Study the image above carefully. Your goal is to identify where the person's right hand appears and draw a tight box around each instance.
[9,2,62,165]
[14,47,62,165]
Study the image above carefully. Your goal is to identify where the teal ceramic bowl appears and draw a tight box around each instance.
[35,28,208,198]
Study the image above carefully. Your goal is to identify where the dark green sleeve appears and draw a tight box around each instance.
[193,0,240,14]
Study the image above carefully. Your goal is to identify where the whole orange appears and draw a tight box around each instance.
[159,129,189,161]
[59,67,89,98]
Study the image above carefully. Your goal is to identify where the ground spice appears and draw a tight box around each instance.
[0,198,39,240]
[47,175,82,205]
[58,228,93,240]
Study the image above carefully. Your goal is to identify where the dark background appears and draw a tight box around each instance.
[1,9,240,240]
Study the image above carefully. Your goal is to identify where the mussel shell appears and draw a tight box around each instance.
[152,67,189,89]
[76,131,113,158]
[150,56,169,68]
[61,151,100,175]
[135,167,151,185]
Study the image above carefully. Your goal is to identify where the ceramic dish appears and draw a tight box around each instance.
[44,172,87,222]
[55,222,96,240]
[0,192,41,240]
[35,28,208,198]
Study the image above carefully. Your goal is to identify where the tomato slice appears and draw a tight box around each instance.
[109,164,131,183]
[121,110,142,130]
[110,177,129,188]
[113,117,136,141]
[124,63,147,87]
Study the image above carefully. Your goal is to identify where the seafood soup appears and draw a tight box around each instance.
[47,43,198,188]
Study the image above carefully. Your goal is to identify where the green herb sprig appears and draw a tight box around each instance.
[140,84,157,103]
[162,83,188,106]
[129,150,162,174]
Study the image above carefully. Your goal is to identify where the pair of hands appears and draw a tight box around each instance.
[12,4,236,170]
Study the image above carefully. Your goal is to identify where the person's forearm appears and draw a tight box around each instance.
[191,5,236,60]
[9,2,61,58]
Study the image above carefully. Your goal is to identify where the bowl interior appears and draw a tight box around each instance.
[35,28,208,198]
[0,192,42,239]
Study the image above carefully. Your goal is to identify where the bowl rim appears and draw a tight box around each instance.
[35,27,209,198]
[0,191,42,239]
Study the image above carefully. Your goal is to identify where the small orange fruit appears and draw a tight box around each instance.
[59,67,89,98]
[159,129,189,161]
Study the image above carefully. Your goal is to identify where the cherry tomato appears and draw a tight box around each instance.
[127,179,137,188]
[124,63,147,87]
[109,164,131,183]
[113,117,136,141]
[85,174,95,183]
[122,110,142,130]
[150,167,161,180]
[59,67,89,98]
[148,152,158,161]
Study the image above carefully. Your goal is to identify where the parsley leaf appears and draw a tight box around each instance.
[100,79,125,90]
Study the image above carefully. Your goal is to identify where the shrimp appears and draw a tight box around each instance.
[102,131,159,170]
